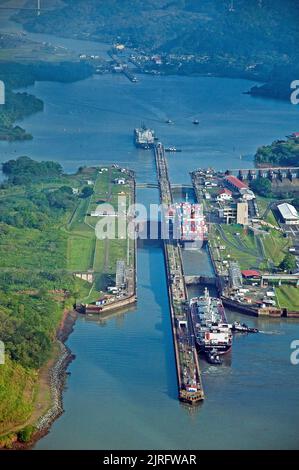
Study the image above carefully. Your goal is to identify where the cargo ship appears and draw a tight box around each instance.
[178,202,208,250]
[134,125,155,149]
[163,202,208,249]
[190,288,233,356]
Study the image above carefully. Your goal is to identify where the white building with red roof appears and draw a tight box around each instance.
[217,188,233,201]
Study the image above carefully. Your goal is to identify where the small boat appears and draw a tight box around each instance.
[232,321,258,333]
[193,119,199,125]
[165,147,182,152]
[165,119,173,124]
[206,350,222,365]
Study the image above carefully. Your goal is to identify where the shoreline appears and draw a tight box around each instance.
[9,309,78,450]
[1,167,137,450]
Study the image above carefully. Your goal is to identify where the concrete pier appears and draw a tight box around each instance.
[154,143,204,404]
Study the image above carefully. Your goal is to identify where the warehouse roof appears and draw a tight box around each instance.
[241,270,261,278]
[225,175,248,190]
[277,203,299,221]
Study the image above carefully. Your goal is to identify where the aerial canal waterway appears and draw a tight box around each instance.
[1,25,299,447]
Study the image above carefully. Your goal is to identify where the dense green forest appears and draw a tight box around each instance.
[255,136,299,167]
[0,90,43,141]
[0,61,93,141]
[0,157,93,439]
[15,0,299,99]
[2,156,63,184]
[249,177,272,197]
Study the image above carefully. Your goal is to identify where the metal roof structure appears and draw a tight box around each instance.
[277,203,299,221]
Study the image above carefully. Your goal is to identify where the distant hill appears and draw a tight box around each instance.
[14,0,299,99]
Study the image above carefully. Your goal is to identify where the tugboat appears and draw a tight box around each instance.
[206,349,222,365]
[232,321,258,334]
[165,147,182,152]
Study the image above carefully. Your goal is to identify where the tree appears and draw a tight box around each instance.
[250,177,272,197]
[81,186,94,198]
[279,253,296,272]
[255,137,299,167]
[18,425,35,443]
[2,156,63,185]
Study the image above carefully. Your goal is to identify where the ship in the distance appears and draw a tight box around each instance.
[134,124,155,149]
[190,288,233,358]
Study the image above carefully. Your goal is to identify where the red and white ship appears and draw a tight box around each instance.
[164,202,208,249]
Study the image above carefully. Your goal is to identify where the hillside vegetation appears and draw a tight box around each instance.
[0,157,95,438]
[15,0,299,97]
[255,136,299,167]
[0,61,93,141]
[0,356,36,437]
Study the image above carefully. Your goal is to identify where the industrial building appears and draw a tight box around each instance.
[236,202,249,225]
[217,188,232,201]
[277,203,299,225]
[239,188,255,201]
[241,270,261,279]
[224,175,248,193]
[218,201,248,225]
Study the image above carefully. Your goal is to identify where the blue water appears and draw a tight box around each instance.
[1,73,299,182]
[1,23,299,448]
[35,246,299,449]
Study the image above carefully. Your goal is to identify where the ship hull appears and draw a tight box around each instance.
[134,127,155,149]
[190,290,233,358]
[196,341,232,355]
[134,141,152,149]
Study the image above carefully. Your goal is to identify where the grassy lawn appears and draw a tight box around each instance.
[263,229,291,267]
[64,167,134,292]
[222,225,257,251]
[68,197,91,232]
[256,196,279,227]
[256,196,273,215]
[275,285,299,311]
[67,235,95,271]
[266,210,279,227]
[93,238,105,272]
[214,224,262,270]
[213,223,291,271]
[106,238,128,274]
